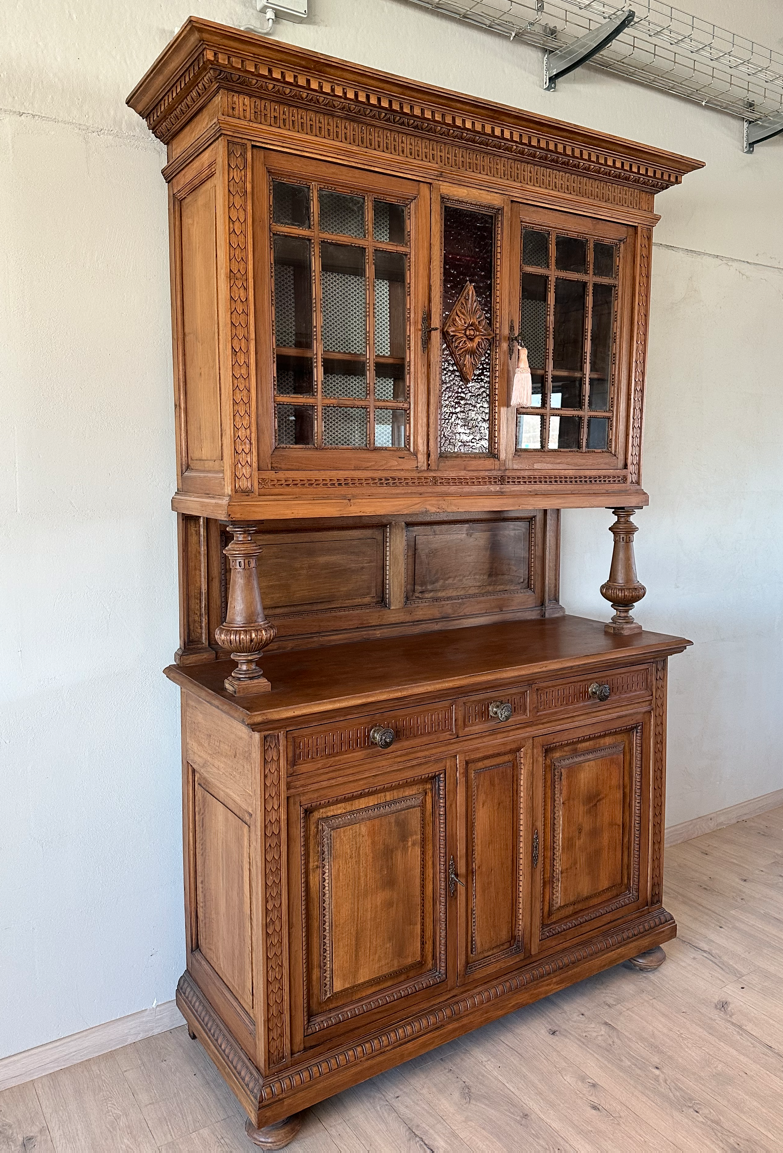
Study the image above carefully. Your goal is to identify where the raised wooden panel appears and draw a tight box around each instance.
[405,518,533,604]
[297,767,448,1040]
[462,749,526,977]
[288,702,455,769]
[179,178,222,470]
[258,528,385,615]
[193,778,253,1013]
[538,721,644,944]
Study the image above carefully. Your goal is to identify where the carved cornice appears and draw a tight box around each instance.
[128,19,703,198]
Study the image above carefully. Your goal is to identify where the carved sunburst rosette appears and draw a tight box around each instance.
[443,281,493,382]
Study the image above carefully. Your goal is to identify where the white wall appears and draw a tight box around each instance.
[2,0,782,1059]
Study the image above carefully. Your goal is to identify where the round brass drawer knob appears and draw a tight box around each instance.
[370,724,395,749]
[589,682,611,702]
[489,701,513,722]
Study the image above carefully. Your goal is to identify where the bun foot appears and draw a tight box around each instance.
[245,1114,304,1149]
[625,944,666,971]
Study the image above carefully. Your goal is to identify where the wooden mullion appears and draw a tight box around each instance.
[544,230,555,451]
[581,249,594,451]
[312,186,324,448]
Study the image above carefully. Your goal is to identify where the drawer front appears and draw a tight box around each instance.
[535,665,652,717]
[460,688,529,735]
[289,701,456,768]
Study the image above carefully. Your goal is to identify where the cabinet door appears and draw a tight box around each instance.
[290,759,451,1049]
[534,716,649,950]
[256,150,430,471]
[458,744,531,981]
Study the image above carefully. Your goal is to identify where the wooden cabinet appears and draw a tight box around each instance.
[129,19,699,1147]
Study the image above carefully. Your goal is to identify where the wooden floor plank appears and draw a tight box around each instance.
[3,806,782,1151]
[0,1080,55,1153]
[33,1051,157,1152]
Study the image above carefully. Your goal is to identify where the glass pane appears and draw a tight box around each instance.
[275,352,313,396]
[590,282,615,380]
[548,414,581,450]
[375,366,406,401]
[323,358,367,399]
[589,377,610,411]
[517,413,542,450]
[323,406,368,447]
[321,243,366,355]
[555,235,587,273]
[319,189,365,238]
[374,201,406,244]
[522,229,549,268]
[276,403,314,446]
[375,409,406,448]
[594,241,617,278]
[551,374,582,410]
[374,250,406,359]
[520,273,548,372]
[587,416,609,450]
[273,236,312,350]
[527,373,544,408]
[553,279,586,372]
[272,180,310,228]
[440,204,495,454]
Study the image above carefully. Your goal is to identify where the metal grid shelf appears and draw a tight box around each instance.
[404,0,783,145]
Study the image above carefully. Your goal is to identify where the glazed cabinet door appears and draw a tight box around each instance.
[457,742,532,982]
[533,715,649,952]
[253,151,430,472]
[289,757,452,1051]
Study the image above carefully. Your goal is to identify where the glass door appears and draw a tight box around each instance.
[255,152,429,471]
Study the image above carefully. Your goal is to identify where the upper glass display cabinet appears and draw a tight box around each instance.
[127,19,702,516]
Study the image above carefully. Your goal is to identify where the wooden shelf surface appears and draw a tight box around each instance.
[165,615,690,727]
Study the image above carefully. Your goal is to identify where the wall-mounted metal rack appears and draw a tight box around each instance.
[403,0,783,150]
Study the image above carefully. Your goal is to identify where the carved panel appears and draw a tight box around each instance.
[536,667,650,713]
[299,768,448,1036]
[228,141,253,493]
[405,518,533,604]
[263,734,287,1067]
[540,723,643,941]
[289,704,455,766]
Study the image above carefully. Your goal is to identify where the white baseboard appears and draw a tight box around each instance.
[0,999,184,1092]
[3,789,782,1094]
[665,787,783,846]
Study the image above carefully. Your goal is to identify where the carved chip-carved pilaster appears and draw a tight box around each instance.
[227,141,253,495]
[263,734,287,1067]
[651,660,667,905]
[629,229,652,485]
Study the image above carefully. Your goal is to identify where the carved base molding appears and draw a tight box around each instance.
[177,907,675,1127]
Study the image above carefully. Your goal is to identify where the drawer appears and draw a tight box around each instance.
[288,700,456,768]
[535,665,652,716]
[459,687,529,735]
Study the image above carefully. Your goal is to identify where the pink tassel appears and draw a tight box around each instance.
[510,344,532,408]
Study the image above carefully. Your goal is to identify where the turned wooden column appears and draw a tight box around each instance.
[215,523,276,695]
[600,508,646,635]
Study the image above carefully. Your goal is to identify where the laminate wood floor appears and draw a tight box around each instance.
[3,807,783,1153]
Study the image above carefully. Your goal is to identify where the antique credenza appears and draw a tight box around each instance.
[128,20,701,1147]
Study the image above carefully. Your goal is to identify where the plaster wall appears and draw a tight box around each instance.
[2,0,782,1058]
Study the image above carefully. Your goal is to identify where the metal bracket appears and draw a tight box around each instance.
[744,115,783,153]
[544,9,635,91]
[249,0,308,35]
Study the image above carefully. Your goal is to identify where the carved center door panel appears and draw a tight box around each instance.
[289,758,452,1051]
[457,743,531,982]
[533,716,650,951]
